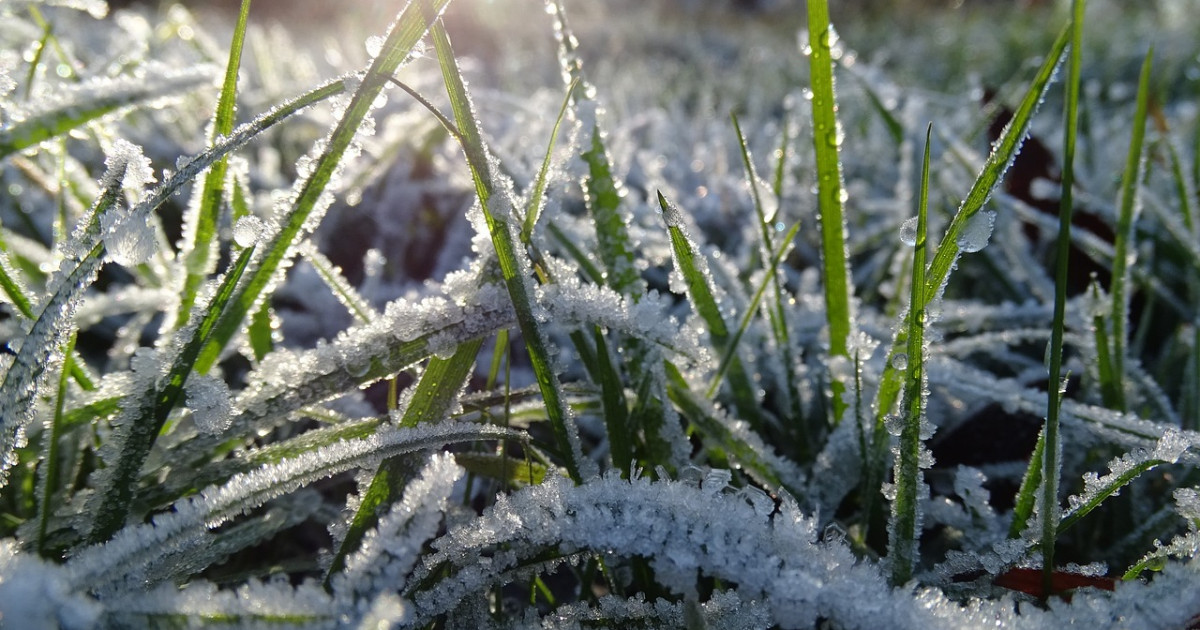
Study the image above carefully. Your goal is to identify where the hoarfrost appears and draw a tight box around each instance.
[184,374,233,435]
[956,210,995,253]
[100,206,157,267]
[231,215,265,248]
[0,540,100,630]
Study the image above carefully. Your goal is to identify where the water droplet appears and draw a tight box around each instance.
[232,216,264,248]
[885,414,904,436]
[891,353,908,371]
[365,35,385,58]
[899,217,919,246]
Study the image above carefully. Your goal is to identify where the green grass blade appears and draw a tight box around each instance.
[430,16,585,482]
[889,123,932,587]
[1008,427,1045,539]
[805,0,854,426]
[658,191,761,430]
[873,23,1071,426]
[521,79,577,243]
[325,337,484,584]
[176,0,253,326]
[1107,49,1154,412]
[593,326,632,477]
[301,242,379,324]
[195,0,448,374]
[547,221,604,285]
[1039,0,1086,595]
[88,244,257,543]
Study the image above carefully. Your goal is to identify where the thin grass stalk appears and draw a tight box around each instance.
[889,123,932,587]
[177,0,252,326]
[593,326,632,476]
[521,79,576,243]
[805,0,853,426]
[195,0,449,373]
[35,331,77,555]
[1107,49,1154,412]
[429,16,585,482]
[1040,0,1086,596]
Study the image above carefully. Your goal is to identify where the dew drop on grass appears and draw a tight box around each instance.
[899,217,919,246]
[891,353,908,371]
[365,35,385,58]
[956,210,996,253]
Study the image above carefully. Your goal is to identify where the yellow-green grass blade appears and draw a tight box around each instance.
[521,79,577,243]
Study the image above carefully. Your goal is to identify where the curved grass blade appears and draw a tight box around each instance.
[806,0,854,426]
[872,23,1071,427]
[1106,49,1154,412]
[176,0,253,326]
[889,123,932,587]
[35,331,78,555]
[195,0,450,374]
[430,16,586,482]
[0,250,91,389]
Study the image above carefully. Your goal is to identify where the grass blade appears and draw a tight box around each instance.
[1039,0,1086,596]
[593,326,632,477]
[521,78,576,243]
[176,0,253,325]
[88,244,257,543]
[805,0,854,426]
[658,191,762,430]
[195,0,449,373]
[35,331,78,555]
[325,337,484,584]
[873,23,1071,428]
[1106,49,1154,412]
[430,16,586,482]
[889,123,932,587]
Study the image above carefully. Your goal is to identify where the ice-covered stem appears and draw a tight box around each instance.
[194,0,450,373]
[1040,0,1087,597]
[176,0,252,326]
[805,0,854,426]
[1106,48,1154,412]
[429,17,587,482]
[889,124,932,587]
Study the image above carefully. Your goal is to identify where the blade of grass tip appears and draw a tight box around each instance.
[325,337,484,585]
[195,0,449,374]
[873,23,1071,427]
[547,222,604,285]
[889,123,932,587]
[1040,0,1086,596]
[521,78,577,243]
[177,0,253,327]
[88,244,256,544]
[430,16,585,482]
[300,242,379,324]
[1107,48,1154,413]
[805,0,854,426]
[36,330,78,555]
[658,192,763,431]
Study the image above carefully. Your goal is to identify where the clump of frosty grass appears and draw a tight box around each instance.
[1,0,1199,627]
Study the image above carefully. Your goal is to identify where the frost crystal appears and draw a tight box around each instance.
[185,374,233,435]
[899,216,919,246]
[232,215,265,248]
[956,210,996,253]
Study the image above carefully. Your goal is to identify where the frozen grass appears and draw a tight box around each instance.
[1,0,1199,627]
